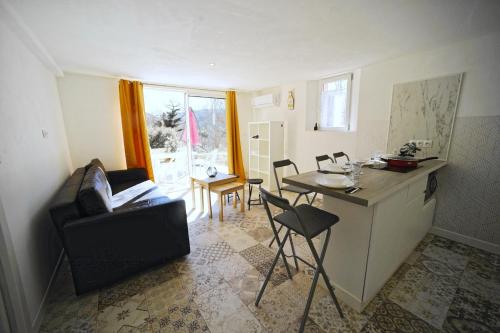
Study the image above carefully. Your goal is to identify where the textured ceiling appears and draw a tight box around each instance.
[8,0,500,90]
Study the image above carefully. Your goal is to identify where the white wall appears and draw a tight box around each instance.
[0,19,72,329]
[355,32,500,159]
[57,74,252,176]
[251,82,358,173]
[249,32,500,170]
[247,31,500,247]
[58,73,126,171]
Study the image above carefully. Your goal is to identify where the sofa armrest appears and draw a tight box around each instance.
[62,197,189,293]
[107,168,148,187]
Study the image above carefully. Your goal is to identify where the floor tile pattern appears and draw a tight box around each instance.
[40,193,500,332]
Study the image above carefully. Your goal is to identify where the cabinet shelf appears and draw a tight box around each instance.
[248,121,284,191]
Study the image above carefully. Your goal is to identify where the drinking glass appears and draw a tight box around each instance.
[350,161,363,186]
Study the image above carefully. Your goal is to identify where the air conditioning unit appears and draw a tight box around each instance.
[252,93,280,109]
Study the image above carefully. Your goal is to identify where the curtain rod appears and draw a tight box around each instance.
[143,82,229,94]
[62,70,241,93]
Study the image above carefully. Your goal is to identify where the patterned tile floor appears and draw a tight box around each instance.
[40,192,500,332]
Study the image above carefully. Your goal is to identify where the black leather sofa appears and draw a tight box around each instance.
[49,159,190,294]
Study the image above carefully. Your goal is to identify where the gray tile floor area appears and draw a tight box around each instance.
[40,194,500,332]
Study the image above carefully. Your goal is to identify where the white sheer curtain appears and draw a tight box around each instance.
[320,89,347,129]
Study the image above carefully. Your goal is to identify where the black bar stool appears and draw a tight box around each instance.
[247,178,263,210]
[315,154,335,170]
[333,151,350,164]
[268,159,317,250]
[256,188,344,333]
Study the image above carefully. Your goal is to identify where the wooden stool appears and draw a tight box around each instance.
[211,182,245,221]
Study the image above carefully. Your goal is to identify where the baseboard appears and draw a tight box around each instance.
[319,278,364,312]
[430,226,500,255]
[31,249,64,332]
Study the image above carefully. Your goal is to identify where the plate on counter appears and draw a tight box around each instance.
[316,174,354,189]
[320,163,351,174]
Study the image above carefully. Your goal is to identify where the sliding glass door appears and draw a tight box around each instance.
[188,96,228,178]
[143,86,226,192]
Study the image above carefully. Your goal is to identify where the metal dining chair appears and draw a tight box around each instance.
[273,159,315,206]
[333,152,350,164]
[256,188,344,333]
[269,159,317,248]
[315,154,335,170]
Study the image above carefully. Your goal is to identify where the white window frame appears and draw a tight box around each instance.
[317,73,353,131]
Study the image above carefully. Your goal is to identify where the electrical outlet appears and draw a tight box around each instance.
[416,140,424,148]
[409,140,417,145]
[423,140,433,148]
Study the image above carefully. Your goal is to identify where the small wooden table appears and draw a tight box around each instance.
[191,173,238,218]
[211,182,245,221]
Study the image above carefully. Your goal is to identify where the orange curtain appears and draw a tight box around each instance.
[226,91,246,181]
[118,80,155,181]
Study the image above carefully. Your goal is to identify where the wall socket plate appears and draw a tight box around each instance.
[409,139,432,148]
[423,140,433,148]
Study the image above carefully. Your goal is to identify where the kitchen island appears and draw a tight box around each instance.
[283,159,447,311]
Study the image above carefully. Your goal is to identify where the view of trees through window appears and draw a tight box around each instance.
[143,86,227,192]
[189,96,228,177]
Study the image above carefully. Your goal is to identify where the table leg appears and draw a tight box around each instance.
[199,186,204,213]
[233,191,237,208]
[208,188,213,219]
[241,188,245,212]
[191,178,195,209]
[219,193,224,221]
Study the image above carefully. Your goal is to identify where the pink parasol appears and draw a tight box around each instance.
[182,107,200,146]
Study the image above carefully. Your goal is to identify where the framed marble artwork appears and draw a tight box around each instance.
[387,73,463,159]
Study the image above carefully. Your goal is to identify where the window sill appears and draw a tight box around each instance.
[314,127,354,133]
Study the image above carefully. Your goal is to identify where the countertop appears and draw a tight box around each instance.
[283,159,447,207]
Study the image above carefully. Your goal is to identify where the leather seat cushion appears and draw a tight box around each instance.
[273,204,339,238]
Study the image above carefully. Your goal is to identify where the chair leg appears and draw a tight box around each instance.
[304,193,311,205]
[292,193,302,206]
[298,228,343,332]
[248,184,252,210]
[258,184,262,204]
[268,224,284,248]
[308,229,344,318]
[310,193,317,205]
[255,230,291,306]
[299,255,323,332]
[288,234,300,271]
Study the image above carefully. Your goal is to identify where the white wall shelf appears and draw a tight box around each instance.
[248,121,284,191]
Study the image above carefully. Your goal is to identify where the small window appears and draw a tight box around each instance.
[318,73,352,131]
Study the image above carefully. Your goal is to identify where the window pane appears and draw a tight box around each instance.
[189,96,227,176]
[320,77,349,129]
[144,87,189,191]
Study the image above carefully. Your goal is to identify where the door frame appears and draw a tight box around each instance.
[0,195,31,332]
[143,85,226,189]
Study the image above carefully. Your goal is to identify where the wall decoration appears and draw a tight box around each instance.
[287,90,295,110]
[387,74,463,159]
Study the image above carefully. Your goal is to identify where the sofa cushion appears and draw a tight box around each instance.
[86,158,110,182]
[111,180,166,209]
[111,180,145,195]
[78,165,113,216]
